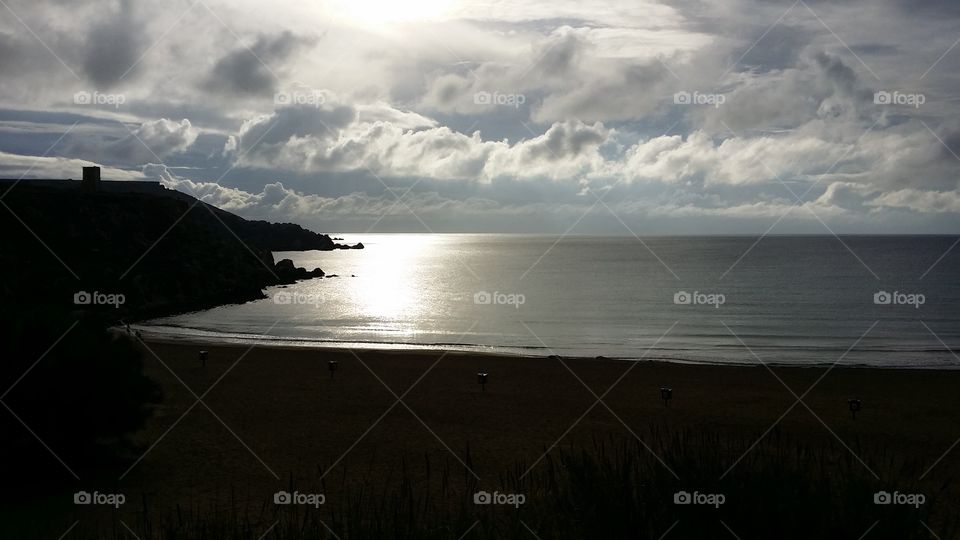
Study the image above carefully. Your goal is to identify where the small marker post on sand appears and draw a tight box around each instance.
[328,360,339,379]
[199,350,208,367]
[477,372,488,392]
[660,387,673,407]
[848,398,862,420]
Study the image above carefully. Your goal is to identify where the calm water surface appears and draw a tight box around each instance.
[139,234,960,368]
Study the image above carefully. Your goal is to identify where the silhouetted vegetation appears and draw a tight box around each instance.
[20,427,955,539]
[0,311,160,491]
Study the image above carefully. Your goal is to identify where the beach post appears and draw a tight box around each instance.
[199,350,208,367]
[477,372,488,392]
[660,386,673,407]
[847,398,862,420]
[328,360,339,379]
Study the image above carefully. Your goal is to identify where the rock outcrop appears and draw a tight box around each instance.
[0,183,351,322]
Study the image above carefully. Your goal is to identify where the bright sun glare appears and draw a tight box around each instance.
[331,0,456,25]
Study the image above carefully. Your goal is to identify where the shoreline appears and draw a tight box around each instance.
[125,324,960,370]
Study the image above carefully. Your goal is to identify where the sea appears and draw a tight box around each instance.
[137,234,960,368]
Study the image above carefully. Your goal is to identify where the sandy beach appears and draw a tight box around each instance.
[117,339,960,508]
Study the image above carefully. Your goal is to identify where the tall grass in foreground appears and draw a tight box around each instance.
[22,425,959,539]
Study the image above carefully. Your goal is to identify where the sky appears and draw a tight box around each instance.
[1,0,959,234]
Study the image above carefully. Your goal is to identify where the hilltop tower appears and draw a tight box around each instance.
[81,166,100,192]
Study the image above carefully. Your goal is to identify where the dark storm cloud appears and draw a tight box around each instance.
[204,31,315,96]
[81,0,145,87]
[735,24,810,72]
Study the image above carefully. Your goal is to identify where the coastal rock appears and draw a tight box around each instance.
[274,258,325,284]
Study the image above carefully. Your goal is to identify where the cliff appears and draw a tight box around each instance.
[0,182,357,322]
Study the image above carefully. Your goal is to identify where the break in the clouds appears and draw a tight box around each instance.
[0,0,958,233]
